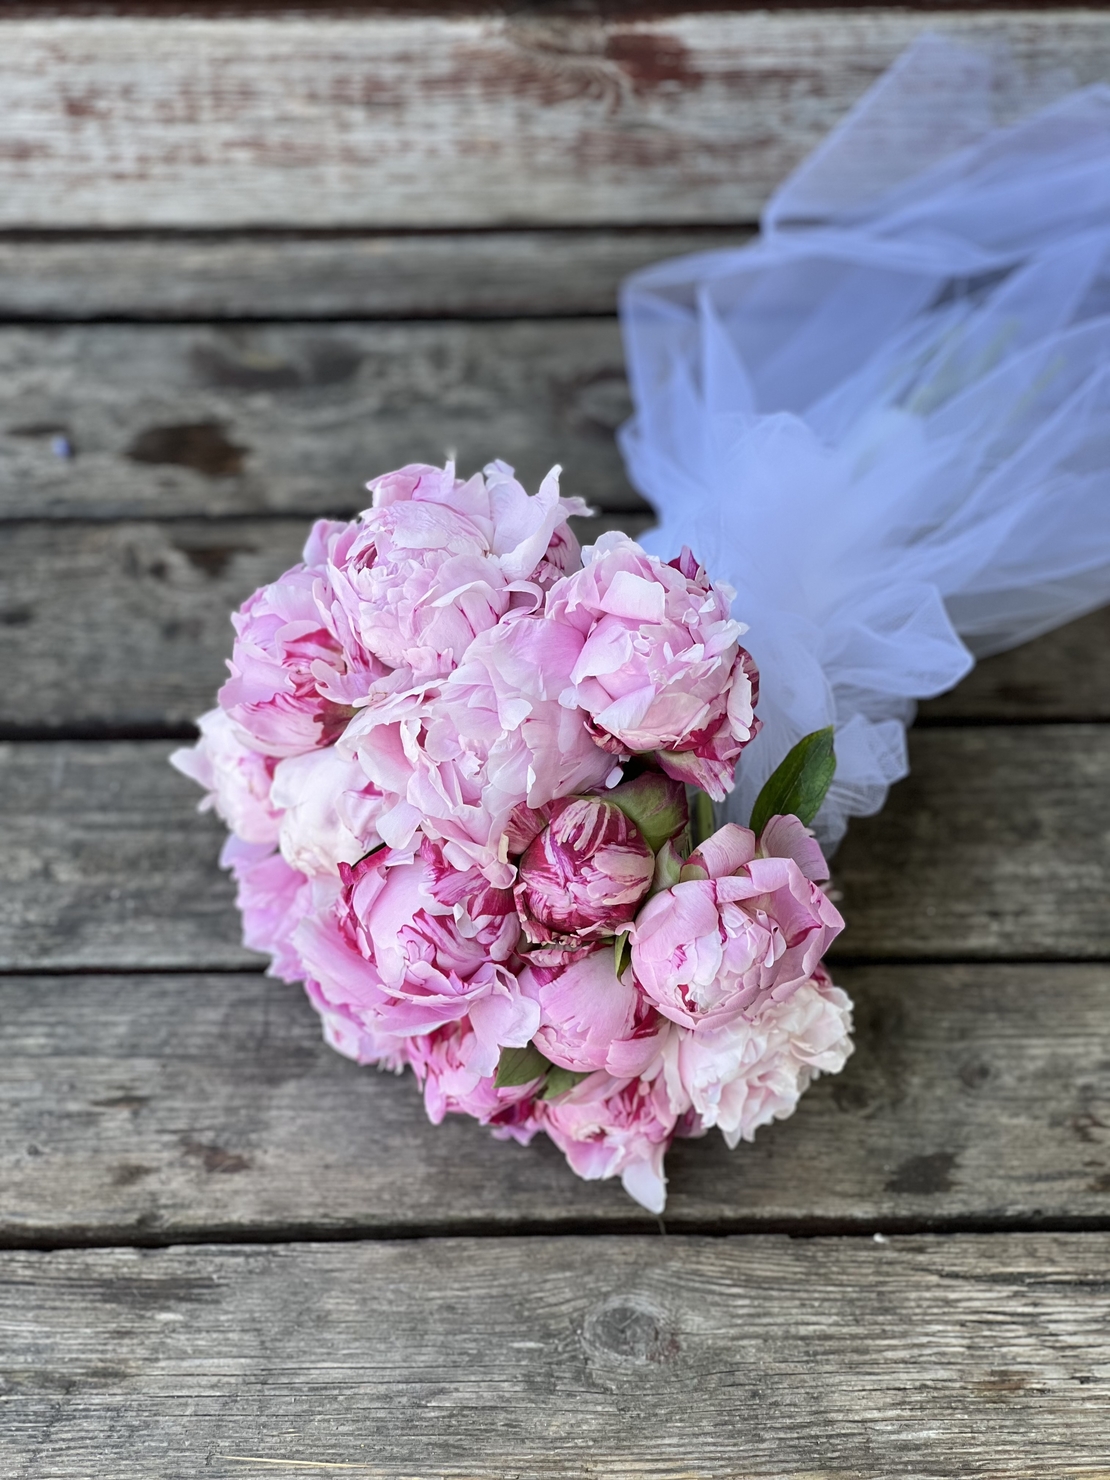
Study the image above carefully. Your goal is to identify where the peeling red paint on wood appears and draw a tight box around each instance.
[0,12,1106,227]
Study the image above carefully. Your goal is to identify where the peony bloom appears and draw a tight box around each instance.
[171,707,281,847]
[220,834,311,983]
[544,534,760,799]
[341,615,618,886]
[661,966,854,1147]
[513,795,654,959]
[408,1021,542,1143]
[325,460,589,682]
[629,819,844,1030]
[540,1067,677,1213]
[293,851,536,1078]
[271,745,385,878]
[219,520,381,758]
[302,976,412,1072]
[519,948,663,1075]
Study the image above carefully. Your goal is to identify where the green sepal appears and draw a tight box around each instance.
[748,727,836,837]
[690,787,715,849]
[605,771,688,853]
[540,1066,591,1100]
[494,1043,552,1089]
[651,838,684,894]
[613,929,632,979]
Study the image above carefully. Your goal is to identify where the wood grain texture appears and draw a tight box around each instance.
[3,963,1110,1240]
[832,725,1110,960]
[919,603,1110,722]
[0,229,745,319]
[2,12,1110,228]
[0,321,644,520]
[0,515,653,734]
[4,1233,1110,1477]
[3,728,1110,971]
[4,519,1110,733]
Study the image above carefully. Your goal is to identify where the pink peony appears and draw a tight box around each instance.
[341,615,618,886]
[220,834,311,983]
[408,1021,542,1143]
[271,745,385,877]
[293,852,536,1077]
[513,795,654,959]
[661,966,854,1147]
[544,534,759,799]
[519,948,663,1075]
[540,1067,677,1213]
[302,976,412,1072]
[629,820,844,1030]
[171,707,281,847]
[219,520,381,758]
[326,460,589,682]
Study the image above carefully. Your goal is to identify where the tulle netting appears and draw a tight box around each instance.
[618,34,1110,847]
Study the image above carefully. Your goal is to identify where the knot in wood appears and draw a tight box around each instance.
[582,1294,676,1364]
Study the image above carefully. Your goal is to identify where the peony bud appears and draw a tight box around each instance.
[514,795,654,958]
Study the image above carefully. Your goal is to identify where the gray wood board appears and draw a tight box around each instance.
[13,517,1107,735]
[2,12,1109,227]
[0,320,644,520]
[0,515,653,734]
[0,229,746,320]
[4,1233,1110,1478]
[3,729,1110,971]
[918,603,1110,722]
[3,963,1110,1240]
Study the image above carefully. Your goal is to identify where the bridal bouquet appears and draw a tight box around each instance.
[173,459,852,1211]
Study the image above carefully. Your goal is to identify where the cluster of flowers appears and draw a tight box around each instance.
[173,461,853,1211]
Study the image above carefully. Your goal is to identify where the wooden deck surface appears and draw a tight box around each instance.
[2,8,1109,1477]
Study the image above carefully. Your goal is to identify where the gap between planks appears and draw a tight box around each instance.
[0,229,750,321]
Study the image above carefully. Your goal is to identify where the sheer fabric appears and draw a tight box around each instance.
[619,35,1110,846]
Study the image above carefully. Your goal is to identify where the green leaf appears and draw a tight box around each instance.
[494,1043,552,1089]
[605,771,688,853]
[749,727,836,836]
[613,929,632,979]
[541,1066,591,1100]
[690,787,715,849]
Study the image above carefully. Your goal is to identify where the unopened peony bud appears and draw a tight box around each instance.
[514,795,654,957]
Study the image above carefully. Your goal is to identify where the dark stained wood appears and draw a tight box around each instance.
[0,229,746,319]
[4,1233,1110,1477]
[1,13,1108,228]
[3,963,1110,1240]
[0,321,644,520]
[0,514,652,734]
[2,728,1110,971]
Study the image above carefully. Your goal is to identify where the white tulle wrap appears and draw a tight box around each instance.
[619,35,1110,847]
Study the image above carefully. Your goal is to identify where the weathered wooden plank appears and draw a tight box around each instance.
[0,742,255,971]
[4,519,1110,733]
[2,13,1109,228]
[2,729,1110,970]
[832,725,1110,960]
[0,320,644,520]
[4,1233,1110,1477]
[3,963,1109,1240]
[0,229,745,319]
[0,514,654,734]
[919,604,1110,723]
